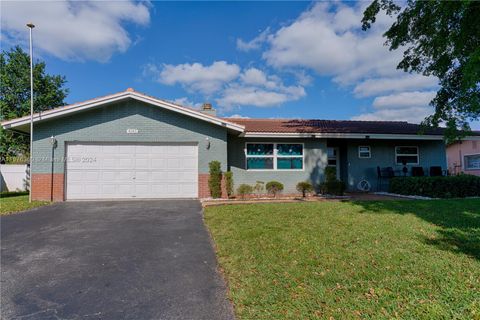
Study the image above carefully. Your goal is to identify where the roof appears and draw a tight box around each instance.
[1,88,245,133]
[225,118,445,135]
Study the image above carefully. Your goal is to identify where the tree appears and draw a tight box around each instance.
[1,46,68,161]
[362,0,480,140]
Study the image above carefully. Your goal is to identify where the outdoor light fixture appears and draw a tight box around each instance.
[206,137,211,149]
[50,135,57,148]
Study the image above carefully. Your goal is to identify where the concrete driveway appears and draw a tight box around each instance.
[1,200,234,320]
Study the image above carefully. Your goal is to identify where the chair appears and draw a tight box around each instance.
[377,166,395,191]
[429,166,443,176]
[411,167,425,177]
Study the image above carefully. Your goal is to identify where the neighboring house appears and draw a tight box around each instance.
[447,139,480,176]
[1,88,456,201]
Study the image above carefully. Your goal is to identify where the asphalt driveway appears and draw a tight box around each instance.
[1,200,234,320]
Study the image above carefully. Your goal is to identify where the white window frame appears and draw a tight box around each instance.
[245,142,304,171]
[358,146,371,159]
[463,153,480,170]
[395,146,419,165]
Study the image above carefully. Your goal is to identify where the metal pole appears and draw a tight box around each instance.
[27,23,35,203]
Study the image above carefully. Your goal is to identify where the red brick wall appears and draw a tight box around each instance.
[31,173,64,202]
[32,173,224,201]
[198,174,227,199]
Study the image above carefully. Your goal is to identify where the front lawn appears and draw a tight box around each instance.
[0,195,50,215]
[204,199,480,319]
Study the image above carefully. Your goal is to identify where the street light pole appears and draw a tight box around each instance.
[27,22,35,203]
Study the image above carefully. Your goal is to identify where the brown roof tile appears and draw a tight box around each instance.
[224,118,446,135]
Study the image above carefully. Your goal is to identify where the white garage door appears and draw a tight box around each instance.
[66,143,198,200]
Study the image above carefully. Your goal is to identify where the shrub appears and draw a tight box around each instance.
[253,181,265,196]
[266,181,284,197]
[324,166,337,182]
[319,167,346,196]
[0,191,29,198]
[389,174,480,198]
[296,181,314,197]
[208,161,222,198]
[224,171,234,198]
[321,180,346,196]
[236,184,253,200]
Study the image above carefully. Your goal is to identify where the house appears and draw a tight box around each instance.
[2,88,452,201]
[447,139,480,176]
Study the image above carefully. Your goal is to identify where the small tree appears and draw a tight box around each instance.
[253,181,265,197]
[320,167,346,196]
[236,184,253,200]
[266,181,284,198]
[208,161,222,198]
[296,181,314,198]
[224,171,234,198]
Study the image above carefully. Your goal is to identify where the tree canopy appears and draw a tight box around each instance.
[362,0,480,139]
[1,46,68,161]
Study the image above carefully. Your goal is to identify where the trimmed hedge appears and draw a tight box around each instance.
[389,175,480,198]
[224,171,234,198]
[208,161,222,198]
[0,191,29,198]
[266,181,284,197]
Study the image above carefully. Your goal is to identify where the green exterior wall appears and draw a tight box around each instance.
[339,139,447,191]
[227,136,328,193]
[228,136,447,193]
[32,99,228,174]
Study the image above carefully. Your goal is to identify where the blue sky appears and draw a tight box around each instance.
[2,1,479,128]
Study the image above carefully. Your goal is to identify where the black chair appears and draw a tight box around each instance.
[430,166,443,176]
[377,166,395,191]
[411,167,425,177]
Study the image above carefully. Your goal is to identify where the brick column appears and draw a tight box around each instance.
[198,174,227,199]
[31,173,64,201]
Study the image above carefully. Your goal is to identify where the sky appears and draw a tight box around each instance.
[1,1,479,129]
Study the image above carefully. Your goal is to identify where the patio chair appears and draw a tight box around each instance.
[429,166,443,176]
[377,166,395,191]
[411,167,425,177]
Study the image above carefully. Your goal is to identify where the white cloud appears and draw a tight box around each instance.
[373,91,436,109]
[228,114,250,119]
[1,0,150,62]
[172,97,202,109]
[236,28,270,52]
[255,2,440,122]
[145,62,306,110]
[216,84,305,110]
[352,106,433,123]
[155,61,240,95]
[354,74,438,97]
[263,2,397,83]
[353,91,436,123]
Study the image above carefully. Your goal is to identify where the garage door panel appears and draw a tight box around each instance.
[66,143,198,200]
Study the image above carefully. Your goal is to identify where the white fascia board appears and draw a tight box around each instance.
[1,91,245,133]
[242,132,445,140]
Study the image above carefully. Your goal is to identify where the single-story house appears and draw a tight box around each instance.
[1,88,453,201]
[447,139,480,176]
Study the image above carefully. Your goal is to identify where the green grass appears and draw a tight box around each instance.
[204,199,480,319]
[0,195,50,215]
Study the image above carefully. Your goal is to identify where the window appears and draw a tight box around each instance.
[464,154,480,170]
[246,143,303,170]
[395,146,419,165]
[358,146,371,158]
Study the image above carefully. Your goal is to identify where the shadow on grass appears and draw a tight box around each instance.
[352,200,480,260]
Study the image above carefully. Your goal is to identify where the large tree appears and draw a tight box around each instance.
[0,46,68,161]
[362,0,480,139]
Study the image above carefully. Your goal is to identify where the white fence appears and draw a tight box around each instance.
[0,164,29,192]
